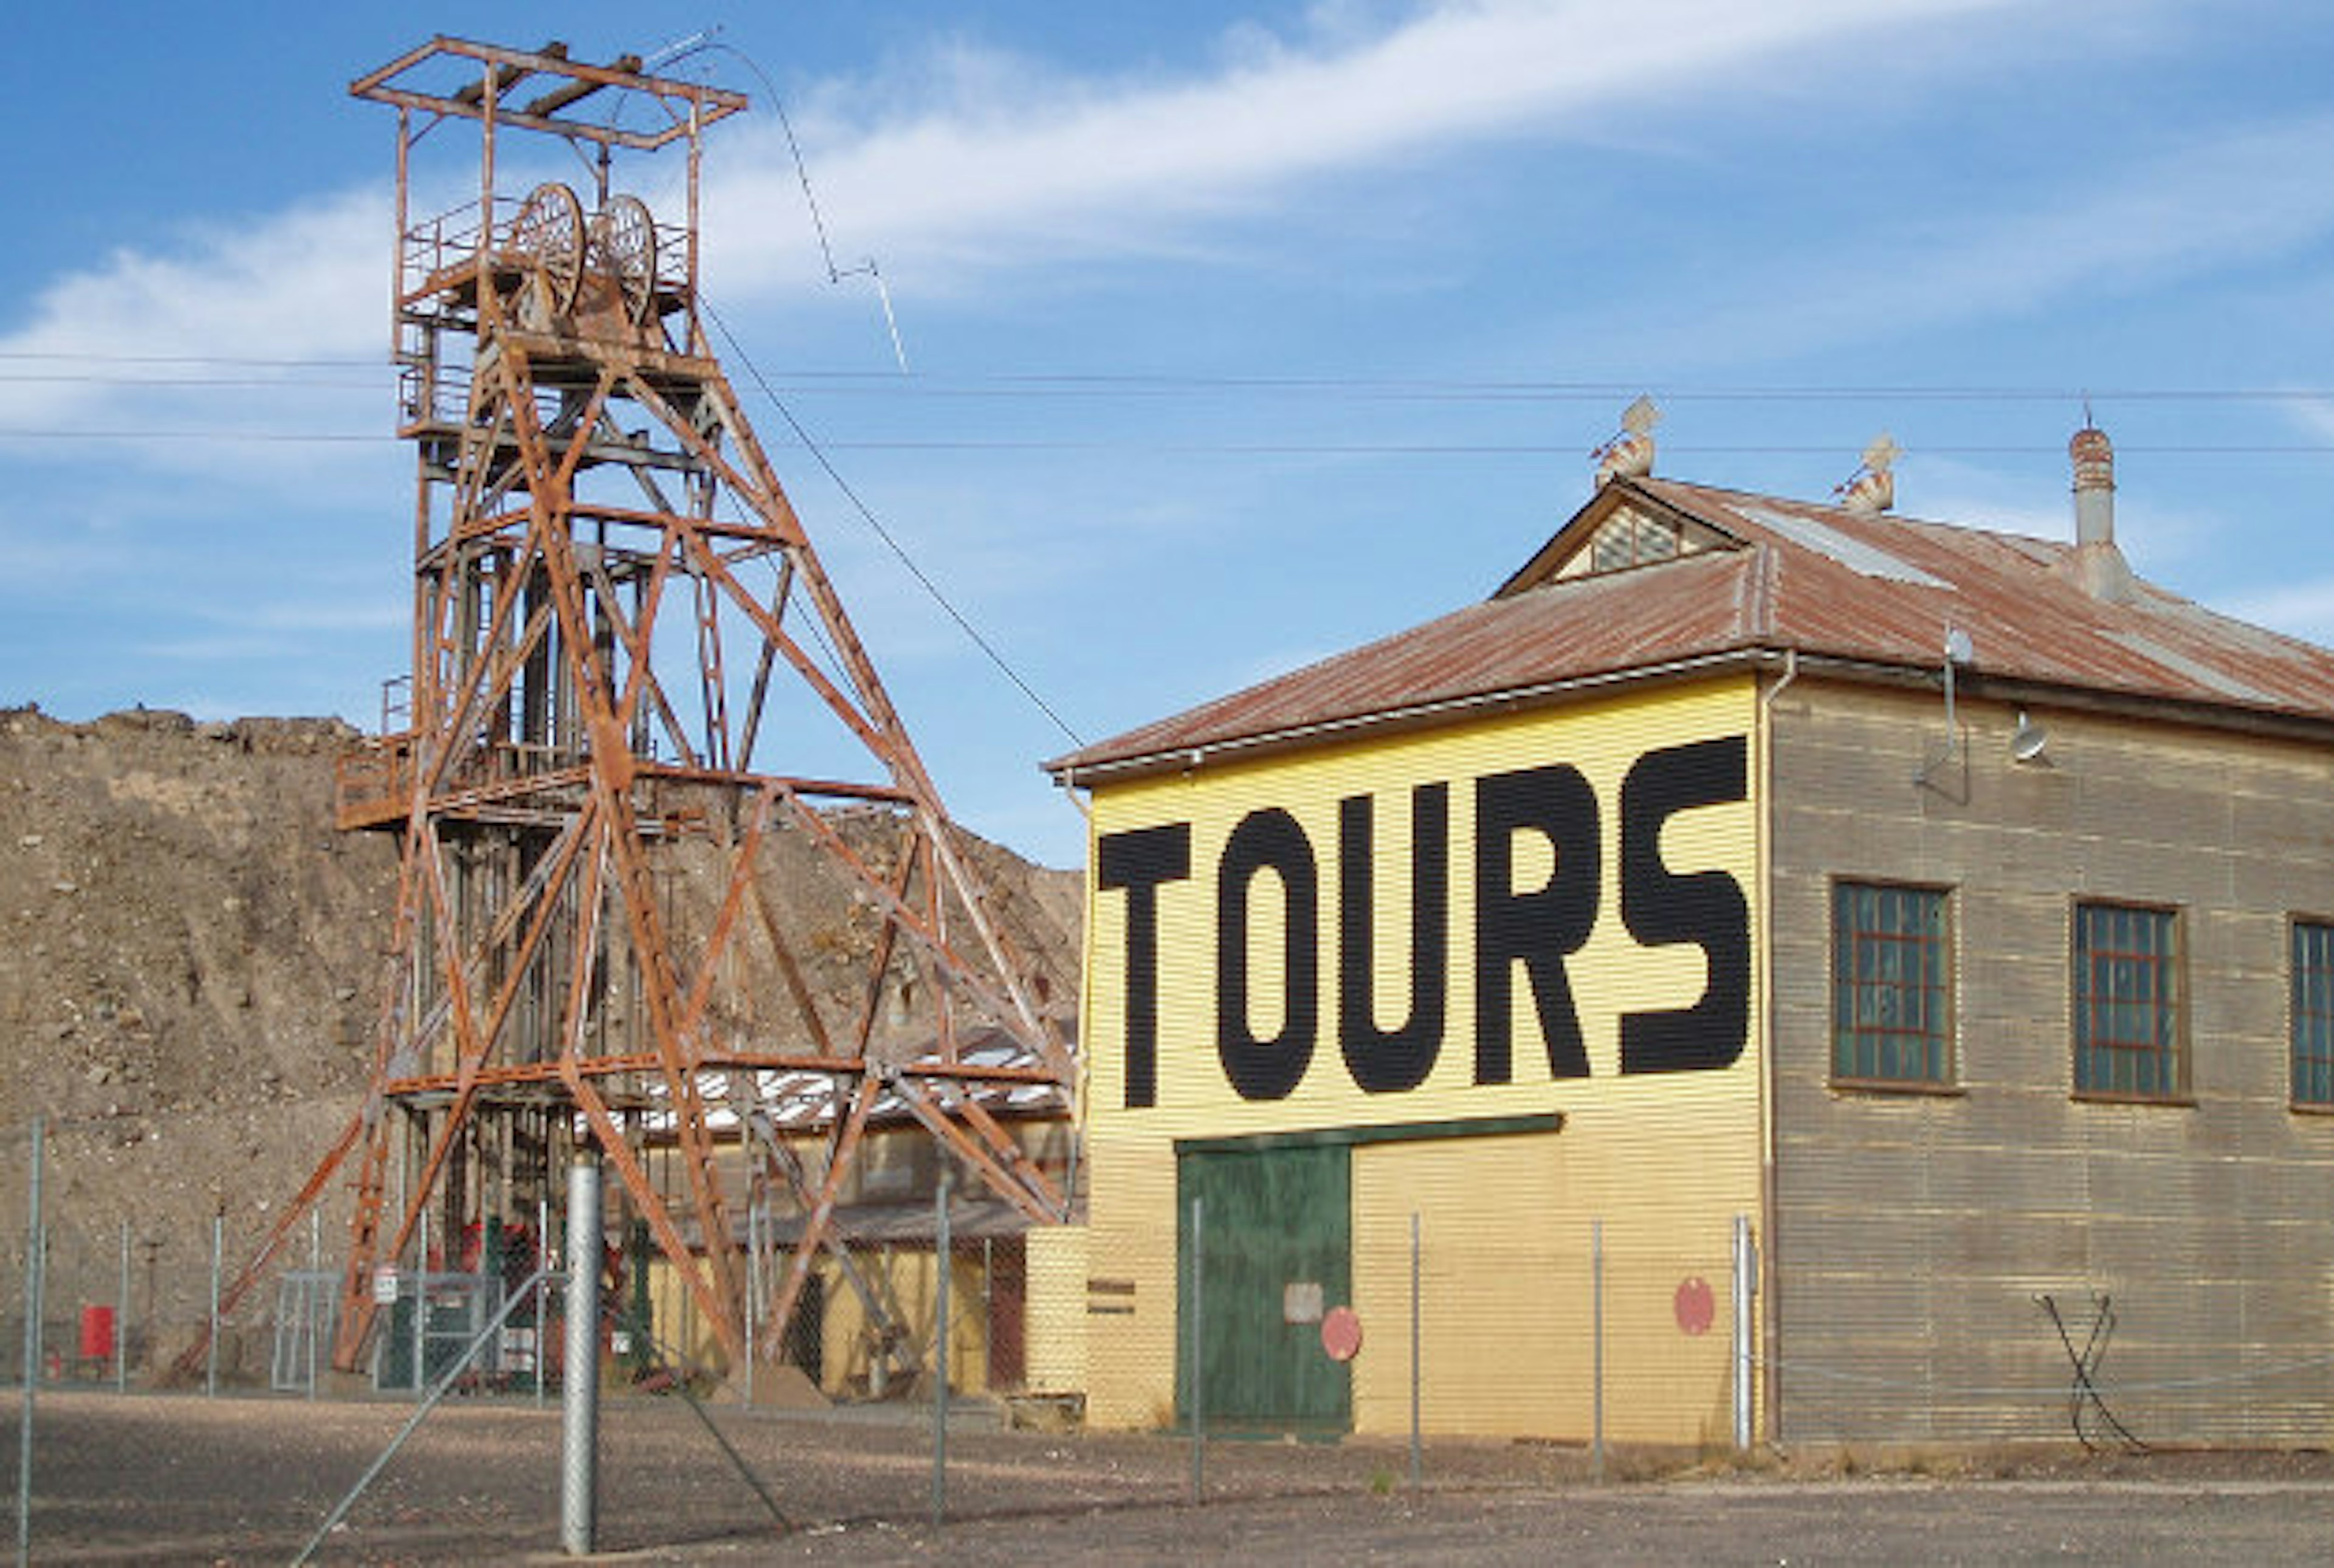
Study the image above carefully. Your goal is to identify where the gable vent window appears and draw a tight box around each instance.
[1586,510,1684,574]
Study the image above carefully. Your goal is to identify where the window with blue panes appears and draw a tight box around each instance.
[1831,881,1952,1084]
[2073,902,2184,1099]
[2293,920,2334,1108]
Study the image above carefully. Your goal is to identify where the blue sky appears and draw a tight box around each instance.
[5,2,2334,867]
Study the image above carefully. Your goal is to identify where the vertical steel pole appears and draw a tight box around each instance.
[1409,1212,1422,1496]
[18,1116,46,1568]
[562,1158,602,1557]
[205,1212,222,1400]
[115,1221,129,1395]
[743,1199,757,1410]
[1732,1215,1754,1452]
[413,1207,428,1402]
[1591,1219,1604,1484]
[307,1208,322,1398]
[535,1197,549,1408]
[1188,1197,1204,1505]
[931,1168,951,1527]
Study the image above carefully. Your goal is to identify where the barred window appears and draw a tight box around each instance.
[2073,902,2184,1099]
[2294,920,2334,1108]
[1831,881,1952,1084]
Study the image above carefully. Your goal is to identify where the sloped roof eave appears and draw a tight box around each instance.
[1047,645,1782,787]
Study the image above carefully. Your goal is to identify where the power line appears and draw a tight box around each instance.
[8,351,2334,405]
[701,298,1086,750]
[7,426,2334,458]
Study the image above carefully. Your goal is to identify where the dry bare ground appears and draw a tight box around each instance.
[6,1388,2334,1564]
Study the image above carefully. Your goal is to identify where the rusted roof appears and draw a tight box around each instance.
[1047,475,2334,784]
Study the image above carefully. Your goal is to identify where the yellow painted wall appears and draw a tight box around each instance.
[816,1248,990,1397]
[1073,677,1764,1438]
[644,1257,726,1374]
[644,1248,995,1397]
[1024,1223,1091,1394]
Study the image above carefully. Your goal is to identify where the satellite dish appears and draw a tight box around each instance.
[2012,709,2051,764]
[1944,627,1975,665]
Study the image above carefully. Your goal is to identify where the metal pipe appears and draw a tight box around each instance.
[295,1265,554,1567]
[1733,1215,1755,1451]
[1755,647,1795,1447]
[562,1157,602,1556]
[18,1116,46,1568]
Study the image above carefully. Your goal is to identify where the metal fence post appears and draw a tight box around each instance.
[1591,1219,1604,1483]
[931,1167,951,1527]
[307,1208,322,1398]
[413,1208,428,1403]
[115,1221,129,1395]
[1409,1211,1422,1496]
[18,1115,46,1568]
[1188,1196,1205,1505]
[1732,1214,1754,1452]
[743,1198,758,1410]
[206,1211,222,1400]
[562,1157,602,1557]
[535,1196,549,1408]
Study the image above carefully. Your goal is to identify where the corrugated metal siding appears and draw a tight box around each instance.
[1350,1129,1745,1442]
[1075,676,1766,1438]
[1769,679,2334,1445]
[1080,1132,1180,1428]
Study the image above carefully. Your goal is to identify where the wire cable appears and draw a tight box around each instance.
[10,425,2334,458]
[13,350,2334,403]
[701,297,1086,749]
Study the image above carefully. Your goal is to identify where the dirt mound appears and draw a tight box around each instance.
[0,704,1080,1360]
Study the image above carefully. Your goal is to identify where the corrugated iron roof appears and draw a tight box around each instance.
[1048,475,2334,783]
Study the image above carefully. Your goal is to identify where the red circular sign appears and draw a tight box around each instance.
[1675,1276,1715,1336]
[1320,1305,1364,1362]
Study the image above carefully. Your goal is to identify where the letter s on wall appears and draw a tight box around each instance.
[1617,735,1750,1075]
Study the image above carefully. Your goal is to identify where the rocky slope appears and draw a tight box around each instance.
[0,705,1080,1367]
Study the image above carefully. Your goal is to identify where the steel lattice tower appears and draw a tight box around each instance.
[214,38,1075,1380]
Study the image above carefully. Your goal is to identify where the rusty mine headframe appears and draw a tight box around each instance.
[216,38,1077,1381]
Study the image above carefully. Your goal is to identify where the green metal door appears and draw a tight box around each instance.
[1177,1144,1351,1432]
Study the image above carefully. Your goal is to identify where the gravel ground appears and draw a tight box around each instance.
[6,1387,2333,1564]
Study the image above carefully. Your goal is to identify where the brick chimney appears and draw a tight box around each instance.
[2065,422,2135,603]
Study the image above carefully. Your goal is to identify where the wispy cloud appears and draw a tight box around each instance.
[1622,112,2334,367]
[0,0,2169,416]
[710,0,2027,292]
[0,188,383,389]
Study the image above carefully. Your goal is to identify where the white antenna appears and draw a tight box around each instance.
[686,40,905,373]
[712,43,912,373]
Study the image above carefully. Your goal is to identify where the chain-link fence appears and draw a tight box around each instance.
[0,1118,321,1397]
[10,1131,2330,1457]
